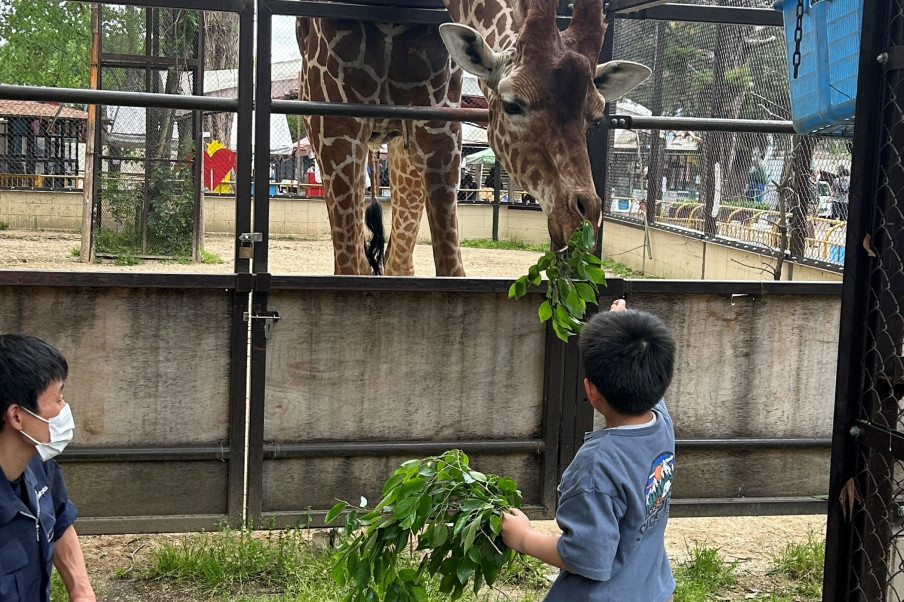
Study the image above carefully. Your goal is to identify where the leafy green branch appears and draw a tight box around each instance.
[325,449,522,602]
[508,220,606,342]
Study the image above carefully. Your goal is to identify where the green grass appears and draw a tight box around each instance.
[201,249,225,264]
[114,254,142,266]
[600,257,658,279]
[70,247,80,257]
[672,542,738,602]
[766,533,824,600]
[460,238,550,253]
[0,220,10,231]
[132,525,547,601]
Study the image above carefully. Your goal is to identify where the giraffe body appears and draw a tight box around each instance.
[297,0,652,276]
[297,19,465,276]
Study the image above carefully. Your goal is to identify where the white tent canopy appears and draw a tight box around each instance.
[229,112,294,155]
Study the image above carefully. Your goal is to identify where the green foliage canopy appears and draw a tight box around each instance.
[0,1,91,89]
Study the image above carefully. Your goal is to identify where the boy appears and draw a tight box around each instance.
[0,334,95,601]
[502,299,676,601]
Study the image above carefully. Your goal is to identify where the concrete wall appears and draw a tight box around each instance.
[0,279,841,529]
[0,191,842,280]
[601,218,842,281]
[0,189,83,230]
[0,284,233,527]
[0,191,547,243]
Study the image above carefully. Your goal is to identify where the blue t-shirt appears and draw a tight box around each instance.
[0,455,79,602]
[546,399,675,601]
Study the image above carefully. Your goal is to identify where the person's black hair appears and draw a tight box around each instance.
[0,334,68,430]
[579,309,675,415]
[840,167,850,177]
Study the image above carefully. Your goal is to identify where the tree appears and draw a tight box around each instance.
[203,12,239,145]
[0,1,91,89]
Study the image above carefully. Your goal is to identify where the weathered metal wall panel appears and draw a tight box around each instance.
[0,284,235,531]
[263,289,547,442]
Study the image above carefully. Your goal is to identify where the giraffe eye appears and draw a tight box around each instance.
[502,100,524,116]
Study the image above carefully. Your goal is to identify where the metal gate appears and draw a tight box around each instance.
[822,0,904,600]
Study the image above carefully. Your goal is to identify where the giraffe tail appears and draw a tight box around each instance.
[364,197,385,275]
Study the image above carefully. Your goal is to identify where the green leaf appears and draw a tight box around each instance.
[482,557,500,586]
[489,514,503,536]
[582,222,595,249]
[325,501,348,525]
[586,265,606,284]
[409,584,428,602]
[456,560,475,584]
[331,557,347,585]
[462,518,480,550]
[507,281,518,299]
[432,522,448,547]
[575,282,597,303]
[538,300,553,322]
[467,544,482,563]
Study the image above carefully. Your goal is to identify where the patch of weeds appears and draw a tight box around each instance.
[0,221,10,231]
[201,249,224,264]
[162,256,193,265]
[601,257,659,279]
[767,532,824,600]
[138,522,544,602]
[673,542,737,602]
[70,247,81,257]
[461,238,551,253]
[145,524,336,598]
[114,254,142,266]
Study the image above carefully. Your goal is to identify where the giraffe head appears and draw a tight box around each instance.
[440,0,650,250]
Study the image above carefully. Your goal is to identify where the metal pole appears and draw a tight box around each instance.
[80,4,101,263]
[492,160,501,241]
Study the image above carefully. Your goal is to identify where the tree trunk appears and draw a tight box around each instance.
[203,11,238,146]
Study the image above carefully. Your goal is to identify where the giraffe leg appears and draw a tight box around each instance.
[414,122,466,277]
[308,117,373,275]
[385,139,426,276]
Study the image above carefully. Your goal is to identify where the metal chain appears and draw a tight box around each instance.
[792,0,805,79]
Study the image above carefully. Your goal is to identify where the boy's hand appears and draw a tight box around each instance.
[610,298,627,312]
[501,508,533,553]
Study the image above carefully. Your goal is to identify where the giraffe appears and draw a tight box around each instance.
[296,0,651,276]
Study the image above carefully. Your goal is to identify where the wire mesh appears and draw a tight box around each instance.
[839,0,904,598]
[609,2,853,268]
[94,6,222,257]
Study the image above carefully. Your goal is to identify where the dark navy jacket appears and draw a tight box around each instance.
[0,455,78,601]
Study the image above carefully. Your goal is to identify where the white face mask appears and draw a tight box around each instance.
[20,403,75,461]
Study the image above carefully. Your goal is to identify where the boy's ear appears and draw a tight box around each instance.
[583,378,603,405]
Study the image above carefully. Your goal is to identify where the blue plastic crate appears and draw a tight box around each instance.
[774,0,862,136]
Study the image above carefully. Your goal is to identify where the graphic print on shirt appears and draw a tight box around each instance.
[641,451,674,534]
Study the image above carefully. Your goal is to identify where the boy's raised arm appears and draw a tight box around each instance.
[501,508,571,572]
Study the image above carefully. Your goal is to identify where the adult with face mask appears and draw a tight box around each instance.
[0,334,95,601]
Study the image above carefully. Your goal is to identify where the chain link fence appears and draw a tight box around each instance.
[94,6,206,257]
[828,0,904,597]
[609,0,852,268]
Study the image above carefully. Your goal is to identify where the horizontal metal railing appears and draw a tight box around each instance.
[0,172,85,189]
[611,197,848,264]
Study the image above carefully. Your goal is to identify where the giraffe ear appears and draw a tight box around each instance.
[439,24,502,82]
[594,60,651,102]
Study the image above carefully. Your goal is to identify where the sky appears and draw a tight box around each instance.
[270,15,301,63]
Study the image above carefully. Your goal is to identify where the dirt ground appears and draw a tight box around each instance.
[75,515,826,601]
[0,229,543,278]
[2,229,826,599]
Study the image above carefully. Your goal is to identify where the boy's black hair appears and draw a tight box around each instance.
[0,334,68,430]
[579,309,675,415]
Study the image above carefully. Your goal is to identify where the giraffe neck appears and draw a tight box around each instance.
[443,0,521,52]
